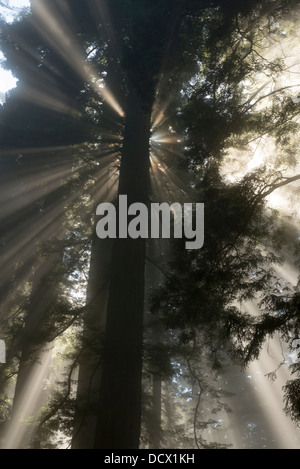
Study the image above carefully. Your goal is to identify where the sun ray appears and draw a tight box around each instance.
[2,1,124,117]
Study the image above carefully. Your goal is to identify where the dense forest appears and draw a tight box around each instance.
[0,0,300,450]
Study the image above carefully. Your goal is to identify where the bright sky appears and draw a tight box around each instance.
[0,0,30,101]
[0,0,29,19]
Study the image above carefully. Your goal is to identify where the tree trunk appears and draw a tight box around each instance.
[72,47,123,448]
[93,87,152,449]
[71,232,112,448]
[145,240,164,449]
[151,375,162,449]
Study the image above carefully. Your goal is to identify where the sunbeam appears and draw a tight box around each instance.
[0,1,124,116]
[1,349,52,449]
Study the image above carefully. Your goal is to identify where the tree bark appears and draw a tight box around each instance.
[93,87,152,449]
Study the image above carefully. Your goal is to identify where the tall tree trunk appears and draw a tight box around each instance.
[93,87,152,449]
[71,233,112,448]
[152,374,162,449]
[72,46,123,448]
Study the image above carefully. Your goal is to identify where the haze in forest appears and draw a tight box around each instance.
[0,0,300,450]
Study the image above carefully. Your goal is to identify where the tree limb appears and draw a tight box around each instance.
[261,174,300,199]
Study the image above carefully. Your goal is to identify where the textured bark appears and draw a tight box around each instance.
[93,88,152,449]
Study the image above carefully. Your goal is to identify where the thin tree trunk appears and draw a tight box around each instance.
[93,87,152,449]
[152,375,162,449]
[145,240,164,449]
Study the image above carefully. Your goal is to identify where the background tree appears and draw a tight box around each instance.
[150,3,300,445]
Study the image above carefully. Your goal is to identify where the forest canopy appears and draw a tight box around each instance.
[0,0,300,450]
